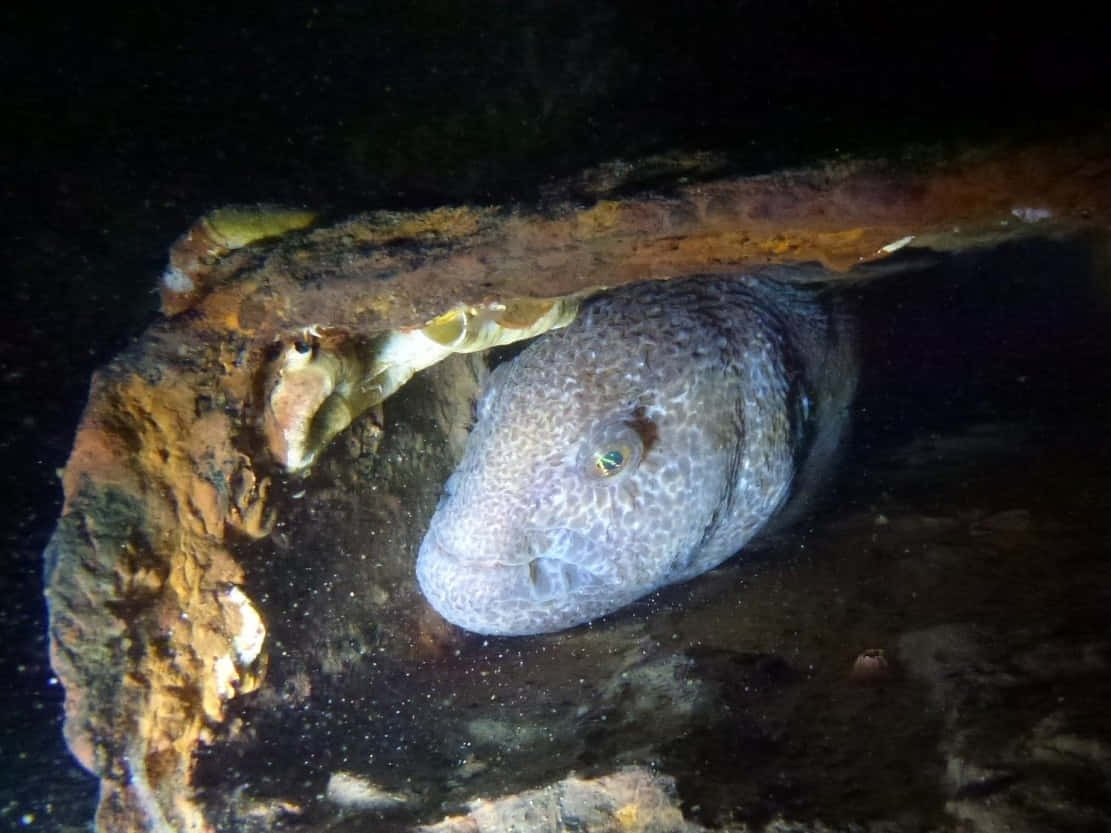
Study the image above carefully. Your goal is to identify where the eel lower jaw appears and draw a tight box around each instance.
[416,530,614,633]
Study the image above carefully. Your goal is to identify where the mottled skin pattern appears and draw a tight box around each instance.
[417,275,857,635]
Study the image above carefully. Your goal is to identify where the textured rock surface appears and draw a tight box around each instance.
[418,767,705,833]
[42,139,1111,832]
[898,626,1111,831]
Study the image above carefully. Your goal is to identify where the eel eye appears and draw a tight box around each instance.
[594,449,626,476]
[582,421,644,481]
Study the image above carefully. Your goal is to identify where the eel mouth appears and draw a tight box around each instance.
[415,530,615,635]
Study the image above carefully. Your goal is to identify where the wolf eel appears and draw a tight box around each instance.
[417,275,857,635]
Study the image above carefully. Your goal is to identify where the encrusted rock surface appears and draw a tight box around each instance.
[43,137,1111,832]
[418,767,705,833]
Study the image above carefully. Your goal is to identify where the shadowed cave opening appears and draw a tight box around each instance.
[194,237,1111,831]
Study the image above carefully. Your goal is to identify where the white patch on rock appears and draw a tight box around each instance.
[161,265,194,293]
[1011,206,1052,223]
[325,771,407,810]
[878,234,916,254]
[227,585,265,665]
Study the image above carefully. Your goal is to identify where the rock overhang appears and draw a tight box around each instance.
[42,134,1111,832]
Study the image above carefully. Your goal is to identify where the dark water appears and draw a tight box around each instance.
[4,2,1111,831]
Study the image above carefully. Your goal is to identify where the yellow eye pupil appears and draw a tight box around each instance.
[595,450,625,476]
